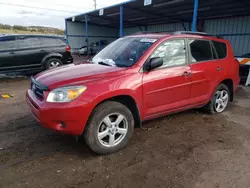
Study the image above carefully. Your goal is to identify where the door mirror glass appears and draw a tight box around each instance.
[146,57,163,71]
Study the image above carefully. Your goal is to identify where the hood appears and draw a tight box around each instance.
[35,63,125,89]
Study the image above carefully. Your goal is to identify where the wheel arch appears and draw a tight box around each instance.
[41,53,63,68]
[90,94,142,129]
[220,78,234,102]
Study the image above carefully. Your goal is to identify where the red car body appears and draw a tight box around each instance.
[26,33,240,136]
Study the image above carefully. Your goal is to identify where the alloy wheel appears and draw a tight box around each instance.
[214,90,229,113]
[97,113,128,148]
[49,61,61,69]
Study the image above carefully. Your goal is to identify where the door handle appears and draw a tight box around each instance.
[9,52,15,55]
[216,67,223,71]
[182,72,192,77]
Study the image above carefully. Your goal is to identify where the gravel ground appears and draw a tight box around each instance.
[0,78,250,188]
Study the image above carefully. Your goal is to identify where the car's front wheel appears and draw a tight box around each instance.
[84,101,134,155]
[205,84,230,114]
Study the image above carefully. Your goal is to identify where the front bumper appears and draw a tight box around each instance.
[26,89,91,136]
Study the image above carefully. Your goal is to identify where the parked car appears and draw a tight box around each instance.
[0,35,73,74]
[79,45,88,56]
[237,53,250,84]
[26,32,240,155]
[79,40,108,56]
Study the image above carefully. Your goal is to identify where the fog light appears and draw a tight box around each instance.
[60,122,66,128]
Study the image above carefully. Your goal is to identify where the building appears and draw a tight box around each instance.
[65,0,250,56]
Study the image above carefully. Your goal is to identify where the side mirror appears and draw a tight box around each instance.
[146,57,163,71]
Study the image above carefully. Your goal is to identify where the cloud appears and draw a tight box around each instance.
[0,0,127,29]
[18,10,46,16]
[18,10,33,14]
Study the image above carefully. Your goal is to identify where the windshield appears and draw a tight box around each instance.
[92,37,157,67]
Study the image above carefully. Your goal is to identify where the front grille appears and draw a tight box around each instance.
[30,77,49,100]
[31,83,44,100]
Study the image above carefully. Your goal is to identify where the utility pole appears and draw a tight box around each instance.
[93,0,97,10]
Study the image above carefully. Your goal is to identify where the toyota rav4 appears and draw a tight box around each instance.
[26,32,240,154]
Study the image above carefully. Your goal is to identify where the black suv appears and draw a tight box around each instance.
[0,35,73,73]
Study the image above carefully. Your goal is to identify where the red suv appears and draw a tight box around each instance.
[27,32,240,154]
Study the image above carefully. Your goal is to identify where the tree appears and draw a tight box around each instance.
[0,24,11,30]
[13,25,27,31]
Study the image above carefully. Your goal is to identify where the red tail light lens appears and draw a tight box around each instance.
[66,45,71,52]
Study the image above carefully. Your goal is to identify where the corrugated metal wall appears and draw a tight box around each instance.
[147,22,189,32]
[205,16,250,56]
[67,16,250,56]
[122,22,189,36]
[123,27,144,36]
[66,21,118,51]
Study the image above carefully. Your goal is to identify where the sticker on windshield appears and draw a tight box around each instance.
[140,38,157,43]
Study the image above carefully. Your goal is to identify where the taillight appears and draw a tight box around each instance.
[66,45,71,52]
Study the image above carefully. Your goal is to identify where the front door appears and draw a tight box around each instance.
[142,39,192,119]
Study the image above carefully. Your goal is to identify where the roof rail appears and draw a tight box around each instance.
[173,31,224,39]
[134,31,170,35]
[132,31,224,39]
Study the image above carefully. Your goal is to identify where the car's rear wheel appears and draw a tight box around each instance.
[84,101,134,155]
[205,84,230,114]
[46,58,62,70]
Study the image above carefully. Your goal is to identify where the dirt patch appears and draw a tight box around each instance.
[1,79,250,188]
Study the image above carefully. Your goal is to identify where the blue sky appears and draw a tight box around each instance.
[0,0,126,29]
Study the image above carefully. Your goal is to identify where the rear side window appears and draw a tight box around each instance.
[0,36,16,51]
[56,38,66,45]
[17,37,41,49]
[212,41,227,59]
[188,39,213,63]
[39,37,65,47]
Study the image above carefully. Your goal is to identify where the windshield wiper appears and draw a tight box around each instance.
[98,62,113,66]
[93,58,116,66]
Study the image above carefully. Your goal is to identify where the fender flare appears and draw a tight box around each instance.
[82,90,143,126]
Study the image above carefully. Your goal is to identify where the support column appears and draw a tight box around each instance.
[65,20,68,44]
[120,5,123,37]
[192,0,199,31]
[85,14,89,54]
[98,39,101,52]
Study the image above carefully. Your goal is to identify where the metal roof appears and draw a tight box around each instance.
[66,0,250,28]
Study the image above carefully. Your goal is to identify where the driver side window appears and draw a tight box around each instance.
[150,39,186,68]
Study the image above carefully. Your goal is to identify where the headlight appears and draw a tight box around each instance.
[47,86,87,103]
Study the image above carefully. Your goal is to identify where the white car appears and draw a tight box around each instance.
[237,53,250,86]
[79,46,88,55]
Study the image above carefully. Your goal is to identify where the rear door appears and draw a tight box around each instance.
[212,40,227,72]
[17,36,46,69]
[39,37,65,54]
[0,36,20,72]
[39,37,67,63]
[188,38,224,104]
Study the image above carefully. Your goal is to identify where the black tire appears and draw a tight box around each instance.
[84,101,134,155]
[45,58,62,70]
[205,84,230,114]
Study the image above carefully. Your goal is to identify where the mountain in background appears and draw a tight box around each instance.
[0,23,65,35]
